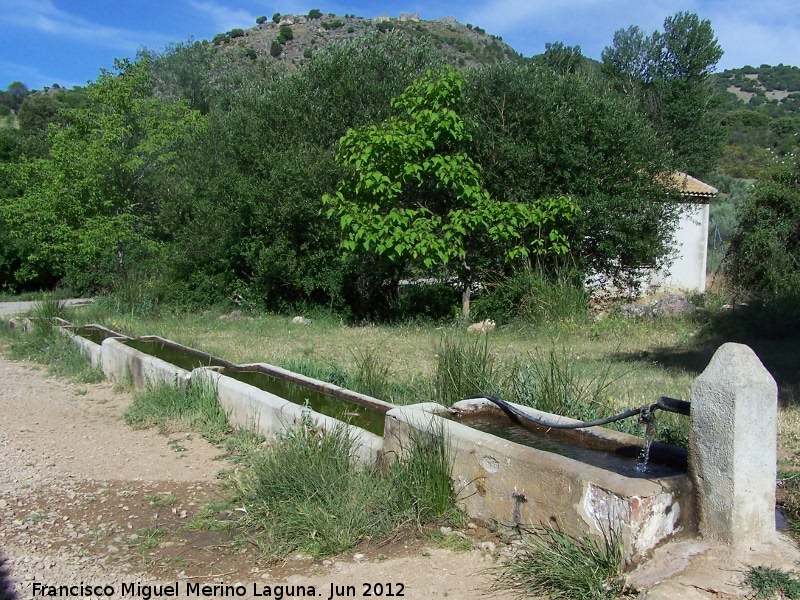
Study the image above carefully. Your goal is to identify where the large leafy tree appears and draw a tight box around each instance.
[0,58,202,291]
[602,12,725,176]
[323,68,578,318]
[464,62,680,286]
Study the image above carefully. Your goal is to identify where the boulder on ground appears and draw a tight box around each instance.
[292,316,312,325]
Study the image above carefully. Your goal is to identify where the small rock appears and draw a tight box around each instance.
[467,522,477,529]
[106,545,119,553]
[353,553,366,563]
[292,316,311,325]
[619,302,653,319]
[467,319,496,334]
[652,294,695,318]
[479,541,496,553]
[440,526,452,536]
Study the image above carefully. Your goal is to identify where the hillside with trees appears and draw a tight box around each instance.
[0,10,793,317]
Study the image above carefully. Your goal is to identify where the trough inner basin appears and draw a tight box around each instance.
[221,367,387,436]
[124,338,232,372]
[447,410,687,479]
[73,325,122,345]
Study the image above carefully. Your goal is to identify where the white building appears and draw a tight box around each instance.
[649,172,718,293]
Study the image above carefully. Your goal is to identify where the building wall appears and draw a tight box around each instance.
[650,203,709,293]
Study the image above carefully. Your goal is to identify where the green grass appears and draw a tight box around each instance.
[124,380,229,443]
[744,565,800,599]
[0,298,103,383]
[492,525,632,600]
[227,418,456,562]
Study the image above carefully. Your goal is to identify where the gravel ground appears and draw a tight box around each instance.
[0,353,517,600]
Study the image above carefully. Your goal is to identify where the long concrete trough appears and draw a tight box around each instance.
[101,336,193,388]
[194,367,384,466]
[50,322,782,564]
[383,399,694,562]
[61,323,128,370]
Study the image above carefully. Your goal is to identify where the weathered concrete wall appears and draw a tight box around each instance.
[195,369,383,466]
[383,403,693,562]
[689,342,778,545]
[101,338,190,389]
[239,363,396,412]
[63,328,103,370]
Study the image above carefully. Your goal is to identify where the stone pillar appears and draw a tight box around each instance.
[689,342,777,545]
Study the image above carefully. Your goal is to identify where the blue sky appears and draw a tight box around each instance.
[1,0,798,90]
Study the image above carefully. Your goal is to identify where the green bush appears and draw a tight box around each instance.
[256,15,267,25]
[211,33,227,44]
[279,25,293,40]
[726,154,800,299]
[322,19,345,30]
[270,39,283,57]
[303,48,313,59]
[272,12,281,23]
[308,9,322,19]
[228,28,245,39]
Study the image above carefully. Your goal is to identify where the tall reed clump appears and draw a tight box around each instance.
[433,332,500,406]
[230,419,456,561]
[507,348,624,424]
[472,264,589,326]
[124,380,229,443]
[492,525,630,600]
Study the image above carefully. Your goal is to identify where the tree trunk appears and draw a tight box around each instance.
[461,262,472,322]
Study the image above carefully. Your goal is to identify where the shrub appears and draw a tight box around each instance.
[211,33,227,44]
[726,154,800,299]
[303,48,313,59]
[279,24,293,40]
[228,28,245,39]
[308,9,322,19]
[239,49,257,60]
[270,39,283,57]
[322,19,345,30]
[272,12,281,23]
[256,15,267,25]
[276,34,286,44]
[376,21,394,33]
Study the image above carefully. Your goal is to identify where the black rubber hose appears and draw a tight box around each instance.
[463,393,647,430]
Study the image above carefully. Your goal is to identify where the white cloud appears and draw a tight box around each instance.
[0,0,167,52]
[187,0,255,33]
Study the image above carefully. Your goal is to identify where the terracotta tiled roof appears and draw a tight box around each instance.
[671,172,718,197]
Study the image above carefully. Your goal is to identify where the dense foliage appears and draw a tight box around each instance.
[601,12,726,177]
[726,154,800,299]
[0,13,732,319]
[324,67,577,317]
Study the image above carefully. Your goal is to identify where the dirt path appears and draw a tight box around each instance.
[0,353,515,599]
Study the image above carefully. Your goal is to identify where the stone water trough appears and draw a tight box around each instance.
[63,323,779,563]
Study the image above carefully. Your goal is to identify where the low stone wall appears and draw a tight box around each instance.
[195,368,383,466]
[383,402,693,563]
